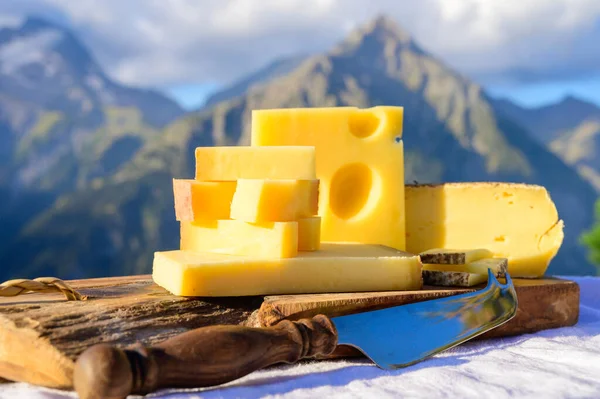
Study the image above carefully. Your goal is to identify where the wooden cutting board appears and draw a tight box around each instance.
[0,275,579,390]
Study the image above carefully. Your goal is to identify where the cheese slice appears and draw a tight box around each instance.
[153,243,423,296]
[230,179,319,222]
[419,248,493,265]
[251,106,405,250]
[180,220,298,258]
[298,217,321,251]
[195,146,316,180]
[406,183,564,277]
[173,179,236,221]
[422,270,487,287]
[423,258,508,278]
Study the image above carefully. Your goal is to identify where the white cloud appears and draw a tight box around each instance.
[0,15,23,28]
[3,0,600,88]
[0,30,63,74]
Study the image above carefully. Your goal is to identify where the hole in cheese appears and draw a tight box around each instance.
[494,235,506,242]
[348,111,380,138]
[329,163,374,220]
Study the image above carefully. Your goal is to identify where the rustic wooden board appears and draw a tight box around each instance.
[257,278,580,359]
[0,275,263,390]
[0,275,579,390]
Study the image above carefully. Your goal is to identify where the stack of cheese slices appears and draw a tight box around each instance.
[153,106,566,297]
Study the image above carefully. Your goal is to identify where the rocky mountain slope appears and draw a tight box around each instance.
[1,16,597,279]
[494,96,600,192]
[0,17,183,263]
[550,120,600,192]
[0,17,182,191]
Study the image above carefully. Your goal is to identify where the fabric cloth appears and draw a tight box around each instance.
[2,276,599,399]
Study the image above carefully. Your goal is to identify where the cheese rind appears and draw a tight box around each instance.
[419,248,493,265]
[231,179,319,222]
[422,270,487,287]
[406,183,564,277]
[180,220,298,258]
[152,244,423,296]
[423,258,508,278]
[173,179,236,221]
[251,106,405,250]
[195,146,316,180]
[298,217,321,251]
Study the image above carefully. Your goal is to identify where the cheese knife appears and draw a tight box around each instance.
[73,270,517,399]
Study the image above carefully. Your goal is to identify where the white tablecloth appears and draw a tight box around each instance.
[2,276,599,399]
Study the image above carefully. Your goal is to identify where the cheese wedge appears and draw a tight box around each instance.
[406,183,564,277]
[298,217,321,251]
[173,179,236,221]
[153,244,423,296]
[251,106,405,250]
[180,220,298,258]
[231,179,319,222]
[195,146,316,180]
[423,258,508,278]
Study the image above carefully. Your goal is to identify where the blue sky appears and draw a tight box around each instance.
[165,83,222,110]
[169,78,600,111]
[3,0,600,110]
[489,78,600,109]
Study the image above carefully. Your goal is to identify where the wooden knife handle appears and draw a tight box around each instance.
[73,314,337,399]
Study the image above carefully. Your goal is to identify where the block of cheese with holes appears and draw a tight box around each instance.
[153,243,423,296]
[230,179,319,222]
[173,179,237,221]
[195,146,316,180]
[251,106,405,250]
[405,183,564,277]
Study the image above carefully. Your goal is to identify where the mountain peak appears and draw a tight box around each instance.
[558,95,597,109]
[366,14,413,42]
[331,15,422,57]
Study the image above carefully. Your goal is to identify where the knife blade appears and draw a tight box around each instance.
[73,269,517,399]
[333,269,517,369]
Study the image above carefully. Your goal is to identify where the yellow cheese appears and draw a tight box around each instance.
[230,179,319,222]
[195,146,316,180]
[298,217,321,251]
[405,183,564,277]
[180,220,298,258]
[153,243,422,296]
[172,179,236,221]
[251,106,405,250]
[423,258,508,278]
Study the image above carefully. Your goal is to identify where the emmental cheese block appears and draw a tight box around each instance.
[251,106,405,250]
[180,220,298,258]
[173,179,236,221]
[195,146,316,180]
[230,179,319,222]
[152,243,423,296]
[406,183,564,277]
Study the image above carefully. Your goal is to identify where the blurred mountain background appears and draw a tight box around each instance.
[0,10,599,279]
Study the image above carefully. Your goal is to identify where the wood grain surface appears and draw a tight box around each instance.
[0,275,262,389]
[0,275,579,390]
